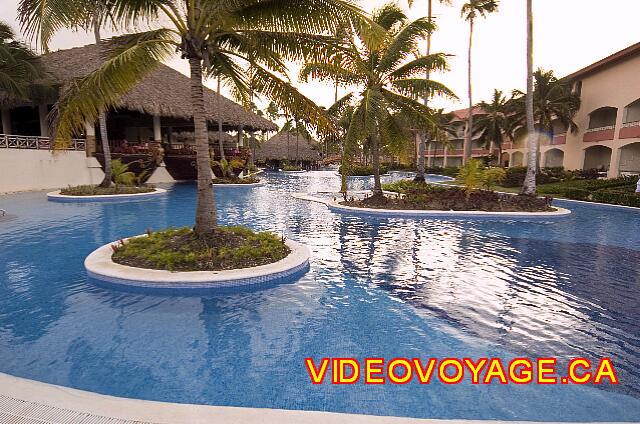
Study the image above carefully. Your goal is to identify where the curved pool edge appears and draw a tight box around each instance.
[292,193,572,219]
[47,188,167,202]
[85,237,310,290]
[0,372,618,424]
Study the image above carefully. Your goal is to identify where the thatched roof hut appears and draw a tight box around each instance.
[254,131,321,162]
[23,44,276,132]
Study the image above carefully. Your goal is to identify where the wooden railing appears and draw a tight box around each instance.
[0,134,86,151]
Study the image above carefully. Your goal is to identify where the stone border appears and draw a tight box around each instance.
[85,237,310,290]
[292,193,571,219]
[47,188,167,202]
[212,180,266,188]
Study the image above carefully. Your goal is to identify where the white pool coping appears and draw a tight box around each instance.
[292,193,571,219]
[0,373,625,424]
[85,236,310,290]
[47,188,167,202]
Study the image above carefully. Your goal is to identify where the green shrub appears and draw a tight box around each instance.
[339,164,389,176]
[483,167,507,191]
[456,159,485,198]
[60,184,155,196]
[562,188,591,201]
[425,166,459,177]
[112,226,289,271]
[382,180,429,194]
[591,190,640,207]
[111,159,136,189]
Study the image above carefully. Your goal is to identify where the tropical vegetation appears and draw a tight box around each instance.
[112,226,290,271]
[460,0,499,164]
[407,0,452,182]
[358,177,553,212]
[59,159,153,195]
[0,20,48,102]
[18,0,378,240]
[300,2,456,197]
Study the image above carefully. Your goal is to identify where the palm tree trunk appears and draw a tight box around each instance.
[217,76,225,162]
[463,18,474,165]
[371,134,382,196]
[190,57,217,235]
[93,23,112,188]
[415,0,434,182]
[296,127,299,166]
[522,0,537,195]
[286,129,290,162]
[415,133,425,181]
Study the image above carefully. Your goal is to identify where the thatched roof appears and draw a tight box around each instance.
[38,44,276,132]
[254,131,320,161]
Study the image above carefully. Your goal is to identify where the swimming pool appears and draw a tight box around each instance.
[0,171,639,421]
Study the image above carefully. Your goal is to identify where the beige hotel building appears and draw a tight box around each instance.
[426,42,640,178]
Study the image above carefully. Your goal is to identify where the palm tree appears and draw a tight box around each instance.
[511,69,580,191]
[460,0,499,164]
[475,89,515,166]
[19,0,376,236]
[407,0,451,182]
[20,0,119,187]
[0,21,48,102]
[522,0,535,195]
[301,3,455,196]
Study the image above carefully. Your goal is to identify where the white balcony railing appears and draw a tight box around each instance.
[0,134,86,151]
[585,125,615,133]
[622,120,640,128]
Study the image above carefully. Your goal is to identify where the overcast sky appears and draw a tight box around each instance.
[2,0,639,113]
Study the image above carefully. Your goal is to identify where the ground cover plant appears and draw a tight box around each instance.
[60,185,155,196]
[212,176,261,184]
[354,180,552,212]
[112,227,290,271]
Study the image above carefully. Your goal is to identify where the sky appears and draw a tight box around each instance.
[2,0,640,113]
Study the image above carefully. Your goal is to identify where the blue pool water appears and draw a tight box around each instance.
[1,171,640,421]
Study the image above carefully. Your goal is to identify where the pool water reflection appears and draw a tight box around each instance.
[0,171,639,421]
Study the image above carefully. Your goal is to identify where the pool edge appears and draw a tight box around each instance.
[0,373,623,424]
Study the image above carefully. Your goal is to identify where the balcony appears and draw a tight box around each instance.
[619,121,640,139]
[0,134,86,151]
[427,149,493,158]
[552,134,567,145]
[583,126,615,143]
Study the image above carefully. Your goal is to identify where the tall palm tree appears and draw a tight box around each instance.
[522,0,536,194]
[475,89,515,165]
[19,0,376,236]
[0,21,48,102]
[301,3,455,196]
[407,0,451,182]
[511,69,580,191]
[460,0,499,164]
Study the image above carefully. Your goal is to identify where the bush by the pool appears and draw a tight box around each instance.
[60,159,154,196]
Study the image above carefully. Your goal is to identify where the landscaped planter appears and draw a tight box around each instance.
[212,180,266,187]
[47,188,167,202]
[292,193,571,219]
[85,237,310,291]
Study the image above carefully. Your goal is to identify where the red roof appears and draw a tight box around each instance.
[450,106,485,121]
[566,41,640,81]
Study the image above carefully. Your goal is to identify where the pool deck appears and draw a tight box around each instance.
[0,373,622,424]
